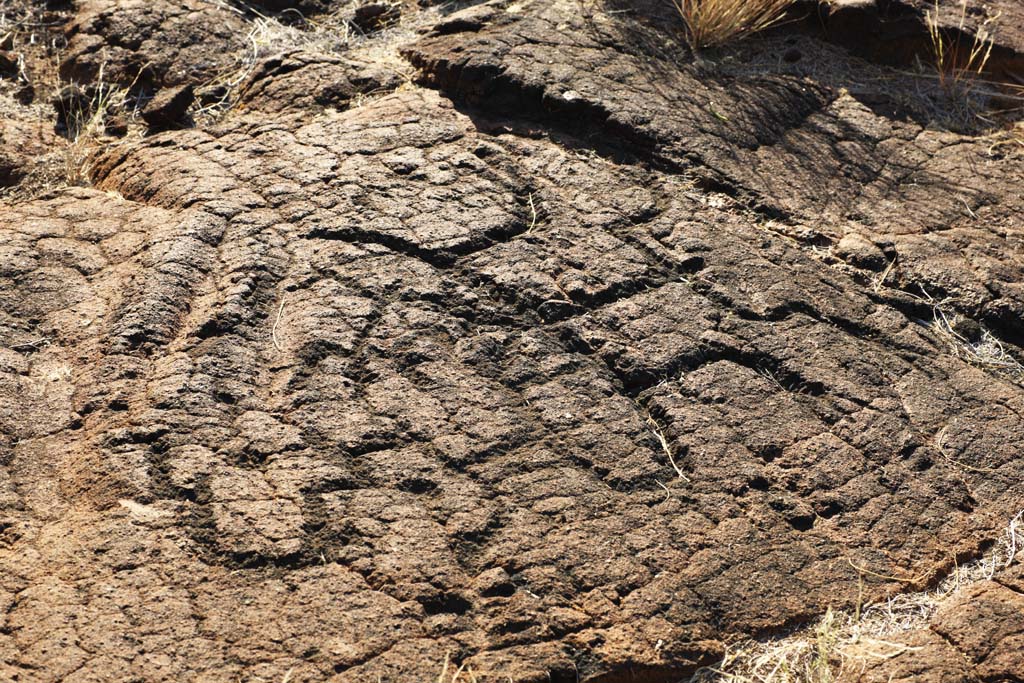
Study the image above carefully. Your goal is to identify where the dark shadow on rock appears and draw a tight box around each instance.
[406,0,1002,255]
[590,0,1022,132]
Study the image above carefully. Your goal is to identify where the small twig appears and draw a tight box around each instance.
[11,338,49,351]
[646,415,690,482]
[845,558,928,585]
[959,196,977,219]
[271,296,286,352]
[934,426,998,473]
[872,257,897,293]
[525,192,539,234]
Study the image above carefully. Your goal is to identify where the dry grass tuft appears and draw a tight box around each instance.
[194,2,355,118]
[436,652,483,683]
[925,0,994,94]
[929,304,1024,382]
[243,8,355,62]
[0,1,145,197]
[985,122,1024,156]
[199,0,415,120]
[674,0,793,50]
[688,510,1024,682]
[918,0,1013,129]
[58,70,141,185]
[690,609,841,683]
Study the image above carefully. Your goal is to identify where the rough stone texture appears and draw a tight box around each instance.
[0,97,64,188]
[1,0,1023,681]
[234,51,403,114]
[141,83,194,130]
[60,0,249,90]
[406,0,1024,342]
[817,0,1024,78]
[840,562,1024,682]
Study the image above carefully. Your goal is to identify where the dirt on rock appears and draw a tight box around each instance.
[1,0,1023,681]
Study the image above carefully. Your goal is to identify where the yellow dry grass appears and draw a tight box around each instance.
[688,510,1024,682]
[675,0,792,50]
[926,0,994,93]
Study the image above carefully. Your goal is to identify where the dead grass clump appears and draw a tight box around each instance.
[198,1,417,120]
[675,0,792,50]
[245,9,354,61]
[925,0,994,94]
[688,510,1024,682]
[689,610,841,683]
[194,1,356,117]
[985,122,1024,156]
[55,64,145,186]
[0,2,143,196]
[1,74,142,199]
[437,652,482,683]
[929,305,1024,382]
[0,0,65,50]
[918,0,1011,129]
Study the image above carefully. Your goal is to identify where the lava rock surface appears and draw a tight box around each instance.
[1,0,1023,681]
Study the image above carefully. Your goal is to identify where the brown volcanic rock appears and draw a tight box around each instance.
[1,0,1024,681]
[406,0,1024,343]
[0,99,64,189]
[840,564,1024,682]
[931,580,1024,681]
[141,83,195,130]
[234,51,403,114]
[60,0,249,89]
[1,85,1021,679]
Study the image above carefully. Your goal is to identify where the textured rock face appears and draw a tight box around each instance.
[0,116,58,187]
[1,0,1023,681]
[60,0,250,89]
